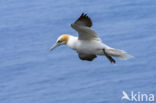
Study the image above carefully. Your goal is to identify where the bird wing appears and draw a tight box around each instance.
[71,13,99,40]
[78,53,97,61]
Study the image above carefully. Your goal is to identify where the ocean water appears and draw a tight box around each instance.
[0,0,156,103]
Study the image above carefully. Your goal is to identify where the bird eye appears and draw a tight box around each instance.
[57,40,62,43]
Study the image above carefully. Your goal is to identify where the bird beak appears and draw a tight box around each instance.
[50,43,61,51]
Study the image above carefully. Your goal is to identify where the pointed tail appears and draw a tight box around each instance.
[106,48,133,60]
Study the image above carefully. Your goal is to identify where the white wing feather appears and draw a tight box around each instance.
[71,13,100,41]
[71,24,100,40]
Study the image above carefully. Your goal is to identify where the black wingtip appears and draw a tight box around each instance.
[77,13,92,27]
[81,12,85,16]
[80,13,89,18]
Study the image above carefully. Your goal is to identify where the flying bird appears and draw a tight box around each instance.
[50,13,132,63]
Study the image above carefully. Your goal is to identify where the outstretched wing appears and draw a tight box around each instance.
[78,53,97,61]
[73,13,92,27]
[71,13,99,40]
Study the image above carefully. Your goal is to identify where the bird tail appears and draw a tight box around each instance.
[105,48,133,60]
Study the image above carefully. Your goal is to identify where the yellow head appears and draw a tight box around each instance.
[50,34,70,51]
[57,34,69,44]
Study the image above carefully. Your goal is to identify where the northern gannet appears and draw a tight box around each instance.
[50,13,133,63]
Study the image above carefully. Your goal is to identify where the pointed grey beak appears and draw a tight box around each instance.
[50,43,60,51]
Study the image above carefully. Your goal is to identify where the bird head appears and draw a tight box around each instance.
[50,34,69,51]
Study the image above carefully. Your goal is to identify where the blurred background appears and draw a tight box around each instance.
[0,0,156,103]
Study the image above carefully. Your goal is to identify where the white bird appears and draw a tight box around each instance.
[50,13,133,63]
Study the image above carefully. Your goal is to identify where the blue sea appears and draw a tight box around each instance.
[0,0,156,103]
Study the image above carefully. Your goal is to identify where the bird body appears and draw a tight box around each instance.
[50,13,133,63]
[67,35,109,55]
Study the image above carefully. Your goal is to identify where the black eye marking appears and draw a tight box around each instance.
[57,40,62,43]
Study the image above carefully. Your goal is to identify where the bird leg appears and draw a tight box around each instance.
[103,49,116,63]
